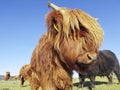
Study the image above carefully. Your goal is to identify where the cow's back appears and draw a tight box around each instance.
[101,50,119,65]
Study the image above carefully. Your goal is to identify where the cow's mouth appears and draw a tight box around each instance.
[75,61,92,73]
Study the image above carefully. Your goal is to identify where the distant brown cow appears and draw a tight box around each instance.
[4,72,10,80]
[18,64,40,90]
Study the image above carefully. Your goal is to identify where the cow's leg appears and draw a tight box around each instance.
[20,77,25,87]
[78,74,85,90]
[89,76,95,90]
[40,68,72,90]
[30,77,40,90]
[107,73,112,84]
[41,79,72,90]
[113,66,120,83]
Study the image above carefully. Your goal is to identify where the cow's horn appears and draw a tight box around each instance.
[48,2,60,10]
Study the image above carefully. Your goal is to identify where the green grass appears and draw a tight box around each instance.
[72,76,120,90]
[0,80,30,90]
[0,76,120,90]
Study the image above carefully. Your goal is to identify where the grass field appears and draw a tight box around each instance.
[0,76,120,90]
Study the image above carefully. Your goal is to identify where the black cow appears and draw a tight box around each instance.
[78,50,120,90]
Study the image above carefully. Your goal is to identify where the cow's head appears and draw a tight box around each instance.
[47,2,104,71]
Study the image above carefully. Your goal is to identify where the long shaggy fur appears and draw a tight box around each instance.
[18,64,40,90]
[30,4,104,90]
[78,50,120,89]
[31,35,72,90]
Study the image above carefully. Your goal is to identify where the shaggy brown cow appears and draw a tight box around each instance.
[30,2,104,90]
[18,64,40,90]
[4,72,10,80]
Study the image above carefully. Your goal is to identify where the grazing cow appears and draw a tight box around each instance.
[30,2,104,90]
[4,72,10,80]
[18,64,40,90]
[78,50,120,90]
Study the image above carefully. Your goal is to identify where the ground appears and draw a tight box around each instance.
[0,76,120,90]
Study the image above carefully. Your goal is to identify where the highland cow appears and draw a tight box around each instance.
[4,72,10,80]
[18,64,40,90]
[78,50,120,90]
[30,2,104,90]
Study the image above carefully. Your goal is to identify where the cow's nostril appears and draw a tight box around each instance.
[87,54,92,60]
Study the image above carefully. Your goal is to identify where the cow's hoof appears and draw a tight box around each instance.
[89,87,95,90]
[78,88,82,90]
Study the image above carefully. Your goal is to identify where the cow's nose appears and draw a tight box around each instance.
[76,52,97,65]
[87,53,97,63]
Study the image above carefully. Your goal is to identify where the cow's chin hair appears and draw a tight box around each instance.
[76,61,95,74]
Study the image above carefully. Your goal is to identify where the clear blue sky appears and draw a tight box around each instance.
[0,0,120,77]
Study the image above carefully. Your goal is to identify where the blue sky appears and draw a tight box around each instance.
[0,0,120,77]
